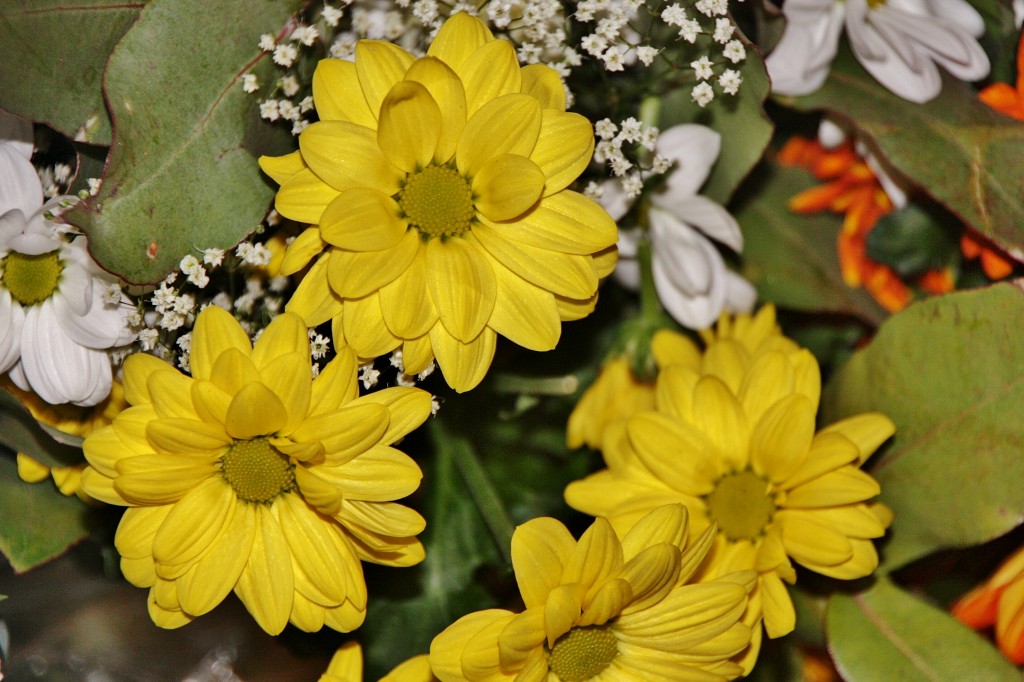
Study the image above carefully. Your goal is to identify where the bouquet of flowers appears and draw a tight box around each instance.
[1,0,1023,680]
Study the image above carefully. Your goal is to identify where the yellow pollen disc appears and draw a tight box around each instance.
[547,625,618,682]
[220,438,295,504]
[2,251,63,306]
[704,469,777,542]
[398,165,474,238]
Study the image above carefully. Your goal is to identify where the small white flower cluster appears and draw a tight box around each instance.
[591,116,670,199]
[36,163,72,198]
[660,1,746,107]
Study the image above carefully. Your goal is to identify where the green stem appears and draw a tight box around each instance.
[429,418,515,565]
[490,373,579,396]
[637,235,662,327]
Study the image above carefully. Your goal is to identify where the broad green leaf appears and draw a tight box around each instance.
[822,284,1024,570]
[362,421,501,677]
[827,577,1019,681]
[866,204,960,279]
[659,31,774,204]
[972,0,1020,83]
[782,47,1024,259]
[0,388,84,469]
[0,451,91,573]
[0,0,144,144]
[63,0,300,283]
[736,161,888,327]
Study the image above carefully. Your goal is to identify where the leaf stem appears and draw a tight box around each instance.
[429,418,515,565]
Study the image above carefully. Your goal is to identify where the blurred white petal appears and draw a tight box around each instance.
[0,147,44,217]
[655,125,720,198]
[0,290,24,373]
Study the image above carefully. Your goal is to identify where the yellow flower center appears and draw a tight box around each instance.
[704,469,777,542]
[2,251,63,306]
[220,437,295,503]
[398,164,475,238]
[547,625,618,681]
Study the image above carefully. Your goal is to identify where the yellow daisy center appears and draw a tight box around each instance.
[704,469,777,542]
[2,251,63,306]
[547,625,618,681]
[220,437,295,504]
[398,164,475,238]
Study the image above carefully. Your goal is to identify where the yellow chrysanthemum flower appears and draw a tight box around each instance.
[320,641,435,682]
[564,326,894,663]
[430,505,755,681]
[259,13,618,392]
[81,306,432,634]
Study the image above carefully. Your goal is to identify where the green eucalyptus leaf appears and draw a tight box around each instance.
[68,143,109,198]
[62,0,300,284]
[827,577,1019,681]
[0,0,145,144]
[866,204,960,278]
[0,452,91,573]
[736,161,888,327]
[0,388,84,469]
[782,47,1024,259]
[822,284,1024,571]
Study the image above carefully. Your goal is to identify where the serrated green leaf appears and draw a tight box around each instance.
[62,0,300,284]
[782,47,1024,259]
[735,161,888,326]
[827,577,1019,681]
[822,284,1024,570]
[0,453,91,573]
[0,0,144,144]
[866,204,960,278]
[0,389,84,469]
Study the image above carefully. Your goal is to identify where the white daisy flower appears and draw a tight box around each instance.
[766,0,989,104]
[602,124,756,329]
[0,113,136,406]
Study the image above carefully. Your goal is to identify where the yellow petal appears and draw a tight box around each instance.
[289,592,326,633]
[532,112,594,197]
[327,230,420,298]
[176,502,256,617]
[620,504,689,559]
[225,383,288,439]
[190,306,252,382]
[692,375,749,471]
[209,348,261,397]
[274,167,338,224]
[348,386,432,445]
[511,516,575,609]
[290,402,388,464]
[483,190,617,255]
[488,263,561,351]
[278,493,351,604]
[554,292,597,322]
[429,324,496,392]
[579,577,632,626]
[323,598,366,631]
[355,39,415,119]
[426,236,496,342]
[458,39,523,115]
[379,249,439,338]
[114,455,217,506]
[818,412,896,465]
[151,477,235,568]
[563,517,623,590]
[190,380,231,430]
[377,80,441,173]
[116,505,171,559]
[778,514,854,568]
[309,348,359,416]
[341,292,403,359]
[738,350,795,425]
[279,227,327,276]
[312,57,376,127]
[146,418,230,457]
[654,364,699,423]
[322,641,364,679]
[252,313,308,369]
[616,544,680,616]
[430,609,514,682]
[472,154,545,222]
[123,352,177,405]
[319,188,406,252]
[258,353,313,436]
[784,467,881,508]
[235,506,294,635]
[16,453,50,483]
[299,121,402,195]
[497,608,546,668]
[593,245,617,278]
[456,93,540,177]
[474,223,598,299]
[285,256,344,327]
[273,438,325,463]
[403,56,467,164]
[258,149,307,185]
[651,330,702,371]
[323,445,422,501]
[626,412,719,495]
[807,537,880,579]
[749,394,815,484]
[779,431,860,490]
[544,582,585,645]
[521,63,565,110]
[401,334,435,375]
[427,12,494,71]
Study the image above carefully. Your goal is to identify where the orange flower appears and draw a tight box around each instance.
[952,545,1024,665]
[979,31,1024,120]
[961,232,1016,280]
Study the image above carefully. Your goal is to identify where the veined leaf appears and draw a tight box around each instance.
[63,0,300,283]
[822,284,1024,570]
